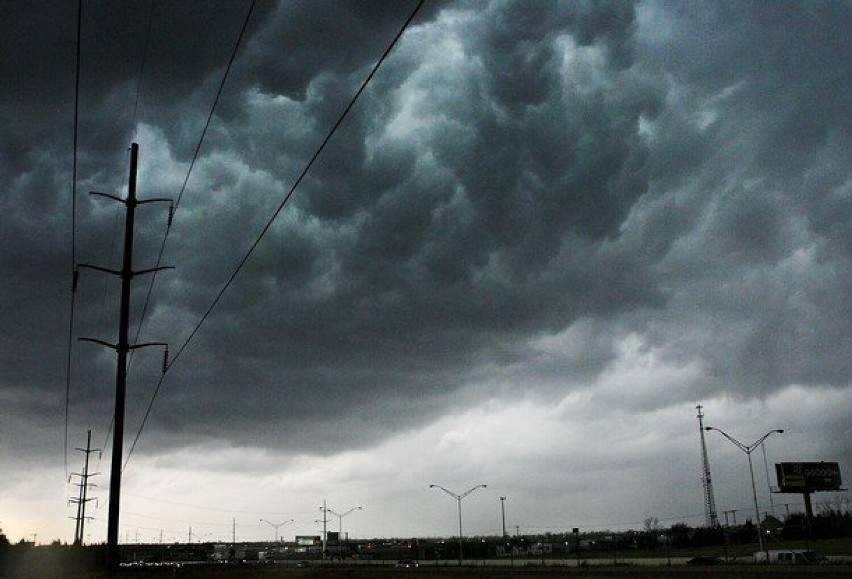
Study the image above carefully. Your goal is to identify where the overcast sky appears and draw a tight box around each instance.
[1,0,850,545]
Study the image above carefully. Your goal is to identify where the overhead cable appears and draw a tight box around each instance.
[64,0,84,481]
[129,0,257,367]
[124,0,426,469]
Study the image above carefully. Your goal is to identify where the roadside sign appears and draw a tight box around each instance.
[775,462,842,492]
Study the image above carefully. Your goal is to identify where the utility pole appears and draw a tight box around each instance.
[500,497,507,538]
[760,441,776,517]
[319,500,329,562]
[69,429,99,545]
[697,405,719,527]
[76,143,172,569]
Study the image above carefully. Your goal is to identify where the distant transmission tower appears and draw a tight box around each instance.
[69,429,100,545]
[697,405,719,527]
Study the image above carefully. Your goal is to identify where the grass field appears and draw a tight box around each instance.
[4,538,852,579]
[29,562,852,579]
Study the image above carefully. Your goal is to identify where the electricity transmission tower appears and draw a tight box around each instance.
[76,143,172,568]
[69,429,100,545]
[697,405,719,527]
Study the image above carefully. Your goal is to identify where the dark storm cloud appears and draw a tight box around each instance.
[1,0,849,464]
[237,0,442,102]
[132,0,670,451]
[628,0,852,395]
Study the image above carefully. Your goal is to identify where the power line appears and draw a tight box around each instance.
[130,0,156,138]
[124,0,426,469]
[118,1,257,477]
[129,0,256,367]
[520,511,706,533]
[124,492,314,516]
[94,0,158,482]
[65,0,83,481]
[82,0,255,485]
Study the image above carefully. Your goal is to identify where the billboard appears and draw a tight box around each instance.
[295,535,320,546]
[775,462,843,493]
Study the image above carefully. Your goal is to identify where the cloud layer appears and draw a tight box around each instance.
[1,0,849,542]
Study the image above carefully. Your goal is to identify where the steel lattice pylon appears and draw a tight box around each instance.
[697,405,719,527]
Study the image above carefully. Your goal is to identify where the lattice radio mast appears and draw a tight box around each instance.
[696,405,719,527]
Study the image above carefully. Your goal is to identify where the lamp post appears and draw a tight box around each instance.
[260,518,294,543]
[705,426,783,562]
[429,484,486,566]
[327,506,362,541]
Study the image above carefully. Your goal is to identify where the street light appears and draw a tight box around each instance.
[705,426,783,562]
[327,506,363,541]
[429,484,486,566]
[259,518,294,543]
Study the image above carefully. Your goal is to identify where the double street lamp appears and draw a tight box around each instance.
[259,518,294,543]
[429,484,486,566]
[705,426,783,561]
[327,506,363,540]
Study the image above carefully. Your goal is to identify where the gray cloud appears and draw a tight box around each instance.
[1,0,849,542]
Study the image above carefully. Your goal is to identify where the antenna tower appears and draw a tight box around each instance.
[697,404,719,527]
